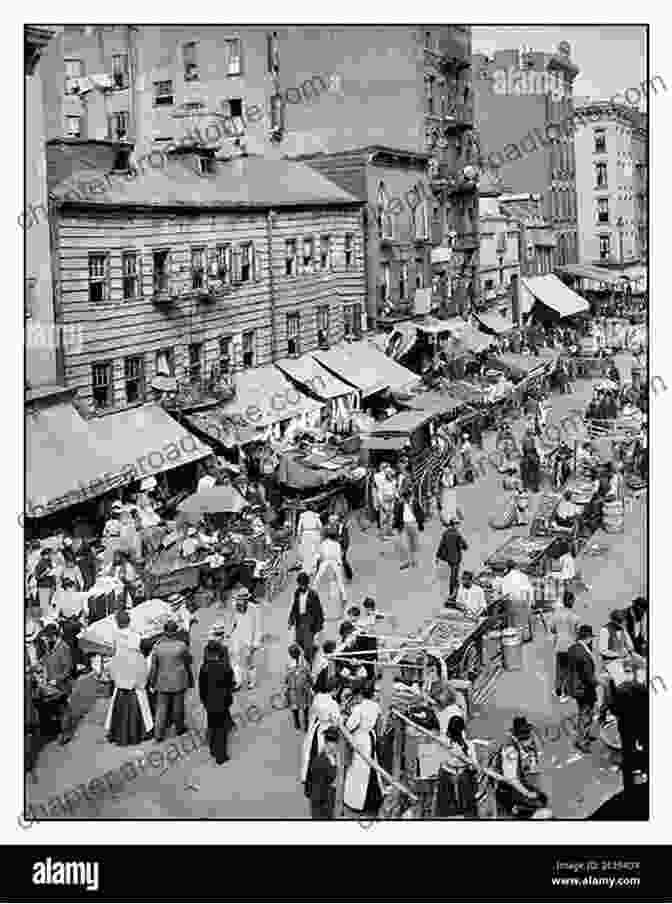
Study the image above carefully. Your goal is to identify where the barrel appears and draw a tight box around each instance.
[502,628,523,670]
[603,500,624,533]
[483,630,502,661]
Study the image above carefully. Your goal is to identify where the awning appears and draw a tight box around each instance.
[402,392,469,417]
[371,409,435,436]
[312,341,420,398]
[364,436,409,452]
[26,401,132,517]
[217,365,323,427]
[274,354,354,400]
[475,311,515,335]
[457,324,495,353]
[523,274,590,318]
[88,403,212,481]
[487,350,559,380]
[557,265,629,287]
[184,410,262,447]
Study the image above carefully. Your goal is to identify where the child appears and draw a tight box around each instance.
[284,643,312,731]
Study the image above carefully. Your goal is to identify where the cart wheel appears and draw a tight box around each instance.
[459,641,482,682]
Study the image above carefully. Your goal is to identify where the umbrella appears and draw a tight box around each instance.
[178,485,247,517]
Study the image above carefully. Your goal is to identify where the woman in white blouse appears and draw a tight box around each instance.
[343,682,383,814]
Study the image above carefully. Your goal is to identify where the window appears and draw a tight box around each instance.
[594,128,606,153]
[188,343,203,383]
[597,198,609,224]
[155,348,174,377]
[219,336,232,374]
[377,183,393,238]
[414,202,429,240]
[285,239,297,276]
[242,330,255,368]
[344,234,354,270]
[320,235,332,270]
[302,237,315,274]
[122,251,139,299]
[224,38,242,76]
[109,111,129,141]
[316,305,330,348]
[153,250,171,295]
[153,80,174,107]
[381,262,391,302]
[111,54,129,89]
[88,253,108,302]
[595,162,608,188]
[92,362,113,410]
[199,156,216,175]
[124,355,145,404]
[216,244,231,282]
[240,243,254,282]
[425,76,435,114]
[415,257,425,289]
[65,116,81,138]
[399,262,408,300]
[484,278,495,292]
[287,313,301,356]
[599,234,610,261]
[183,42,199,81]
[343,303,362,340]
[64,59,83,95]
[191,247,207,290]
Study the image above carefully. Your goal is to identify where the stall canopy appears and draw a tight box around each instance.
[370,409,435,435]
[557,264,631,287]
[475,311,515,335]
[312,341,420,398]
[183,410,261,448]
[523,274,590,318]
[88,403,212,480]
[26,400,131,517]
[217,365,323,427]
[456,324,495,354]
[274,354,354,400]
[401,391,469,418]
[486,349,559,380]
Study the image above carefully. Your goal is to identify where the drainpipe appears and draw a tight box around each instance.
[266,209,277,361]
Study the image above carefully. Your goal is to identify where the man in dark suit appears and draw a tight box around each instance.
[435,519,468,598]
[148,620,194,742]
[308,725,340,819]
[567,625,598,753]
[288,572,324,665]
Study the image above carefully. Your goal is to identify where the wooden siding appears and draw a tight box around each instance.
[55,206,365,410]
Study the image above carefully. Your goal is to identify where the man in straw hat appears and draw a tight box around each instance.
[228,587,261,690]
[566,625,599,753]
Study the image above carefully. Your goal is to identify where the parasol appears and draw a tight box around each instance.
[177,485,247,517]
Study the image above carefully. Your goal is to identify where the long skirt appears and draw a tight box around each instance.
[300,529,322,576]
[105,688,153,746]
[344,729,383,813]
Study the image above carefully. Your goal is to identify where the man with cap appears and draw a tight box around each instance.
[567,625,599,752]
[494,716,548,818]
[148,620,194,741]
[435,518,469,599]
[34,548,57,617]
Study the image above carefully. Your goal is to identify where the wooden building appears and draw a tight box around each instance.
[47,145,365,414]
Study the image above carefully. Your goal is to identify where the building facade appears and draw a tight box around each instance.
[472,41,580,267]
[40,25,479,322]
[477,172,520,318]
[574,99,648,269]
[293,146,432,328]
[25,26,60,392]
[47,147,365,414]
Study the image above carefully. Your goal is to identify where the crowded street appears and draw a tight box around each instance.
[25,350,647,821]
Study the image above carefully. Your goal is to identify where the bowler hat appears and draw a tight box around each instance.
[512,716,534,739]
[323,726,340,743]
[164,619,178,635]
[577,624,595,639]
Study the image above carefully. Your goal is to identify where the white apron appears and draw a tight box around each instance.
[343,699,382,812]
[300,694,340,783]
[104,687,154,734]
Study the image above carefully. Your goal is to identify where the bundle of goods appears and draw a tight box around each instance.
[78,598,175,656]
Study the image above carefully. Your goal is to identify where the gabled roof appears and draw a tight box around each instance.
[51,155,362,211]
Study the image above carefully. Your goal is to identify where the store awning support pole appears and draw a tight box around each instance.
[336,722,419,803]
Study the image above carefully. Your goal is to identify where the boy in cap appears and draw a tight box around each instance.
[494,716,548,818]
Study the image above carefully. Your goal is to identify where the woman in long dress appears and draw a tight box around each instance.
[343,681,383,815]
[105,633,153,745]
[301,679,341,799]
[313,529,348,621]
[297,506,323,577]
